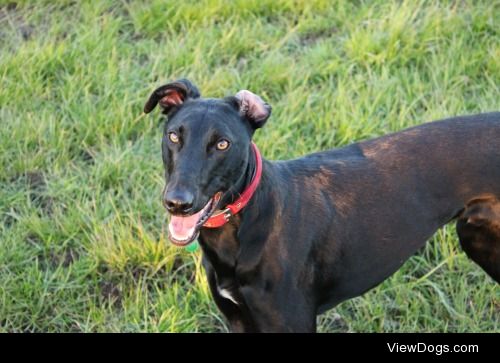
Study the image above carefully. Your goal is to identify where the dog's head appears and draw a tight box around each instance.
[144,79,271,245]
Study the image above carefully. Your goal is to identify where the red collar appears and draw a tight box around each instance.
[203,142,262,228]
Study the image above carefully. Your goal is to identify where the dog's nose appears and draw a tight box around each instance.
[164,189,194,214]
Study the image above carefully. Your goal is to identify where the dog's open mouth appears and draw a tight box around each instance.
[168,192,222,246]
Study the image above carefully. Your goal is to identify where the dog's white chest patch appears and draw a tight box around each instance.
[218,287,239,305]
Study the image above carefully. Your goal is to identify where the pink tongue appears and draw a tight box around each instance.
[169,210,204,239]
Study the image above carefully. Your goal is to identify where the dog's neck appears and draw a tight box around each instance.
[220,144,258,208]
[199,146,279,270]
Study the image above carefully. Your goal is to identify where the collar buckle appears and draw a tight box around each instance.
[222,207,233,221]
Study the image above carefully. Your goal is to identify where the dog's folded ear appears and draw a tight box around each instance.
[234,90,272,129]
[144,79,200,114]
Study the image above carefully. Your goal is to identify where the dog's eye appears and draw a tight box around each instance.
[168,132,179,144]
[216,139,230,151]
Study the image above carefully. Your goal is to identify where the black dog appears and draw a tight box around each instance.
[144,79,500,332]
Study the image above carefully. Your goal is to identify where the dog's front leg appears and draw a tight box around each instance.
[238,284,317,333]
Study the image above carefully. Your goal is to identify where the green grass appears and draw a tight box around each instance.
[1,0,499,332]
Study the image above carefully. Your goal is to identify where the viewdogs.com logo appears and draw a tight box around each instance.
[387,343,479,355]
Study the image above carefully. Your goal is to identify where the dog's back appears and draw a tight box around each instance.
[271,112,500,308]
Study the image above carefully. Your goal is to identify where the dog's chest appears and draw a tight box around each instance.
[217,286,239,305]
[214,269,242,305]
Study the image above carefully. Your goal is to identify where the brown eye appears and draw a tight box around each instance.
[168,132,179,143]
[216,139,230,151]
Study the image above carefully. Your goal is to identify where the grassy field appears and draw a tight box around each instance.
[1,0,499,332]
